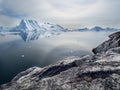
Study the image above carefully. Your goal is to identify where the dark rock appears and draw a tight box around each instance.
[92,31,120,54]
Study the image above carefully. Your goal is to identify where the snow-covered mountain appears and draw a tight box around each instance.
[74,26,120,32]
[0,19,120,41]
[1,20,61,41]
[14,19,66,32]
[0,19,67,41]
[15,19,43,32]
[13,20,44,41]
[91,26,105,31]
[73,27,89,32]
[12,19,67,41]
[91,26,120,31]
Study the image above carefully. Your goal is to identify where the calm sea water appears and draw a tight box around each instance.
[0,31,112,84]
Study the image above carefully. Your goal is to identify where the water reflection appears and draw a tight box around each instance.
[20,31,41,41]
[0,31,43,42]
[0,30,62,42]
[0,31,116,84]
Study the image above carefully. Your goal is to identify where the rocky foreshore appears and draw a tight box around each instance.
[0,32,120,90]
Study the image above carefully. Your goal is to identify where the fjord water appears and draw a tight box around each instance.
[0,31,112,84]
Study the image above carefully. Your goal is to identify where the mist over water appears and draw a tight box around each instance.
[0,31,113,84]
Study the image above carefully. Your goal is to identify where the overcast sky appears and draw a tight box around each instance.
[0,0,120,28]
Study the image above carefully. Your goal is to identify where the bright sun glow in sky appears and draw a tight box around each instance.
[0,0,120,28]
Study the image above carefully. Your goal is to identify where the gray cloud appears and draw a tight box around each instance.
[0,0,120,28]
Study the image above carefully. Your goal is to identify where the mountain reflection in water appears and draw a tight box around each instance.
[0,31,115,84]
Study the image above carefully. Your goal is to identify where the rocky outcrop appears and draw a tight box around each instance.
[92,31,120,54]
[1,32,120,90]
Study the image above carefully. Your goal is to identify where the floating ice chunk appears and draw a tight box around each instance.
[21,55,25,58]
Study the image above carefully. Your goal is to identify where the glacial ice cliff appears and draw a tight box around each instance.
[0,31,120,90]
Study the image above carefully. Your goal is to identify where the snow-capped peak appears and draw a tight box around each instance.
[13,19,67,41]
[15,19,66,32]
[17,19,42,32]
[91,26,105,31]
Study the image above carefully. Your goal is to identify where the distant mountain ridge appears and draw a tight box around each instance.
[74,26,120,32]
[0,19,120,41]
[0,19,120,32]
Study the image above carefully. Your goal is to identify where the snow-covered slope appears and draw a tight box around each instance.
[38,22,66,32]
[16,19,43,32]
[14,19,66,32]
[91,26,105,31]
[14,20,45,41]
